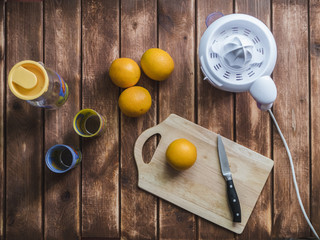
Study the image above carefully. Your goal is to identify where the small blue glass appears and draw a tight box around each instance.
[45,144,82,173]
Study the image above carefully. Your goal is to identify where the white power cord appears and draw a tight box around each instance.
[268,109,320,239]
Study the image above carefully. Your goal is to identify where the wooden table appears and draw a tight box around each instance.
[0,0,319,239]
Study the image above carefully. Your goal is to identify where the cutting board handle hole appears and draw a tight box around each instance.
[142,133,161,164]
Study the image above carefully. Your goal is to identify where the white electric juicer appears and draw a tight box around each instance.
[199,13,319,238]
[199,13,277,111]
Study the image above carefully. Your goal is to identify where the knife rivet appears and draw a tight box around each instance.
[230,185,233,188]
[233,199,236,202]
[236,213,239,216]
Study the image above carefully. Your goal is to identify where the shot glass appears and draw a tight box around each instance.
[73,109,106,137]
[45,144,82,173]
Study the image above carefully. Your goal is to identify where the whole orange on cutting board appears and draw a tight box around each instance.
[140,48,174,81]
[118,86,152,117]
[166,138,197,171]
[109,58,141,88]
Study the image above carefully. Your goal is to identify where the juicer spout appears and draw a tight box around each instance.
[205,12,224,27]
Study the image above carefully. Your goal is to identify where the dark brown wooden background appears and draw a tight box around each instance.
[0,0,319,239]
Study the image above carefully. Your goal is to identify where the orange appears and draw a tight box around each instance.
[140,48,174,81]
[118,86,152,117]
[166,138,197,171]
[109,58,141,88]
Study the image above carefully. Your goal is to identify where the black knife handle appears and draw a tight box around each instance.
[226,179,241,222]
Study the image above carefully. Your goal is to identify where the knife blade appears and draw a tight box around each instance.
[217,135,241,222]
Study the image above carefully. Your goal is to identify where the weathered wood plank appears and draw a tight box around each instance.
[120,0,158,239]
[6,2,43,240]
[272,0,310,237]
[82,0,120,238]
[234,1,272,239]
[310,0,320,234]
[0,0,4,238]
[196,1,234,239]
[44,0,81,239]
[158,0,196,238]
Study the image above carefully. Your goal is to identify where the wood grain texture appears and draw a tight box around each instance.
[134,114,274,235]
[82,0,119,238]
[272,0,310,237]
[1,1,318,239]
[234,1,272,239]
[196,1,234,239]
[310,0,320,234]
[120,0,158,239]
[44,0,81,239]
[6,2,43,240]
[0,0,4,238]
[158,0,196,238]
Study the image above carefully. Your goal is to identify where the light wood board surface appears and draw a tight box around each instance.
[134,114,273,234]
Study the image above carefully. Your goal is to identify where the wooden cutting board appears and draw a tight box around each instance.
[134,114,273,234]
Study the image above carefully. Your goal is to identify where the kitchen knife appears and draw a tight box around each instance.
[217,135,241,222]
